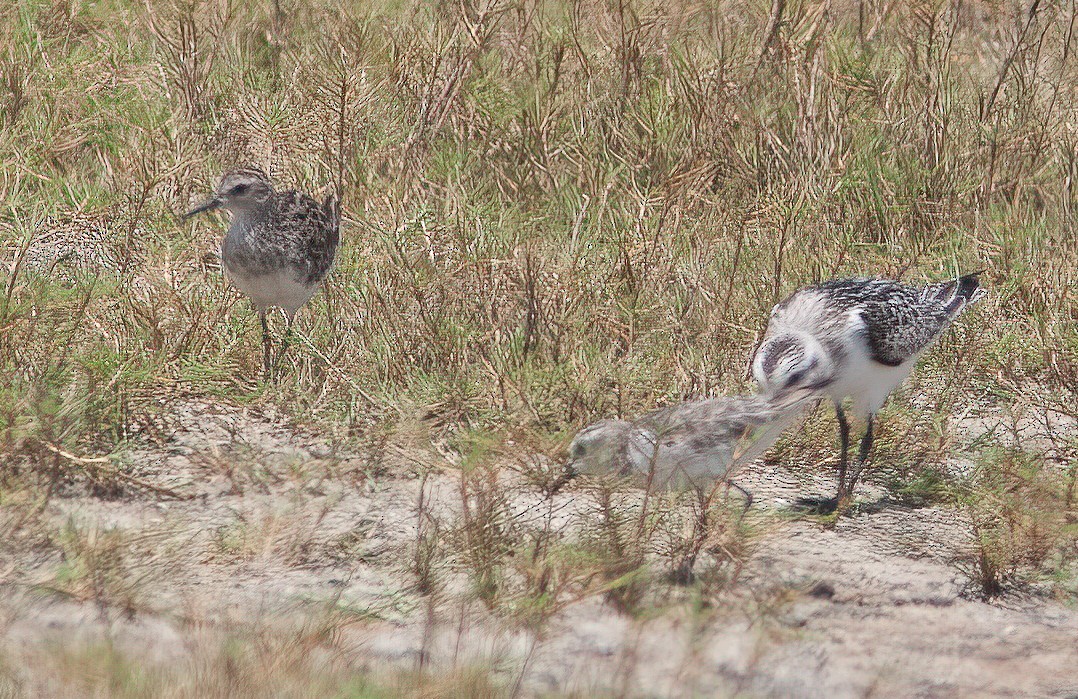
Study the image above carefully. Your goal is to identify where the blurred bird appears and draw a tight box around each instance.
[567,387,823,497]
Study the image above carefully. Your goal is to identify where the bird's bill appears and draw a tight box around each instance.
[184,197,222,218]
[767,374,836,408]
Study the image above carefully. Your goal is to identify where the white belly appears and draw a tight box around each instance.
[825,342,918,417]
[224,265,317,317]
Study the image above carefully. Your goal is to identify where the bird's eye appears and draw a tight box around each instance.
[230,183,249,195]
[785,369,807,387]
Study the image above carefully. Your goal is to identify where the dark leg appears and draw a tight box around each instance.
[671,488,710,586]
[259,311,272,381]
[847,414,875,496]
[672,556,697,585]
[727,480,754,521]
[834,402,851,500]
[858,414,875,463]
[272,313,295,379]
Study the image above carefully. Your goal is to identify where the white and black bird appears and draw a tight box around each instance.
[186,166,340,378]
[752,272,985,509]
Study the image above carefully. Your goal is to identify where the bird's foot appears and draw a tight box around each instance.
[668,558,697,586]
[790,495,840,515]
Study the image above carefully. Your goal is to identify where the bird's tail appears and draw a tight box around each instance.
[323,194,341,245]
[730,406,809,469]
[923,270,986,316]
[730,386,823,468]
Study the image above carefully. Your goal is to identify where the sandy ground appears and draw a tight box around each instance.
[3,398,1078,698]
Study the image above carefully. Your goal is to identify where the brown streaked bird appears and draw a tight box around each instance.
[566,387,827,583]
[186,166,340,378]
[567,387,823,496]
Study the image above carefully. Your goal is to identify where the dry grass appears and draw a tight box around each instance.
[1,0,1077,694]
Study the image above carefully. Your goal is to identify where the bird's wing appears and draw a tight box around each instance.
[856,276,981,366]
[636,395,806,486]
[274,191,340,283]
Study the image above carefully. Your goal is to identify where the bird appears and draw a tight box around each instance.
[567,387,822,496]
[751,272,985,510]
[568,388,824,584]
[185,166,340,378]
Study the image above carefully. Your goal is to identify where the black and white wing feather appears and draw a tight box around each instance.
[817,273,983,367]
[271,190,340,284]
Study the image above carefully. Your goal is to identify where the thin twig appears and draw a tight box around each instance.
[37,441,189,500]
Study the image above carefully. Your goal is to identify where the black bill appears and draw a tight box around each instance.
[185,197,222,218]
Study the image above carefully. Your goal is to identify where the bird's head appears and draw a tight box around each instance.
[567,419,656,478]
[752,332,834,395]
[185,167,274,218]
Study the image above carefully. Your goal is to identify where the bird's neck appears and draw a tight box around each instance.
[229,202,272,232]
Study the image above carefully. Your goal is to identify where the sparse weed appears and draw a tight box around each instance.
[454,436,516,607]
[955,446,1077,599]
[211,493,342,566]
[17,619,478,698]
[0,0,1076,693]
[43,519,168,618]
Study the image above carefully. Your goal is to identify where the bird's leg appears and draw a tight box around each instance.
[858,414,875,463]
[259,310,272,382]
[847,414,875,497]
[834,402,851,501]
[672,488,709,585]
[727,480,754,522]
[272,312,295,379]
